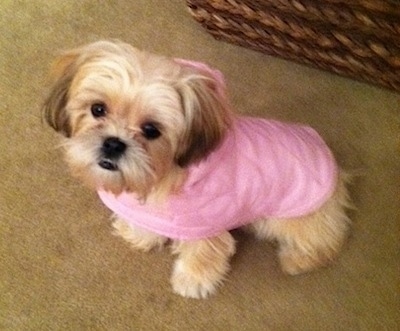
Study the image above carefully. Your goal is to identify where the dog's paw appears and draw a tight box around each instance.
[112,217,167,252]
[171,260,222,299]
[279,247,337,275]
[279,251,317,275]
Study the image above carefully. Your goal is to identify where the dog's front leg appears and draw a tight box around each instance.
[170,232,236,299]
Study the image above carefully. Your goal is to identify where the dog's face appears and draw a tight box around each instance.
[43,41,231,197]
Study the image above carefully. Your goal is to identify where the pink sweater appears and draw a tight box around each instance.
[98,116,338,240]
[97,60,338,241]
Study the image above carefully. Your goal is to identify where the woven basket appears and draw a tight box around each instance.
[187,0,400,92]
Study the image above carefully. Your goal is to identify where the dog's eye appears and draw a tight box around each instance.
[91,103,107,118]
[141,122,161,140]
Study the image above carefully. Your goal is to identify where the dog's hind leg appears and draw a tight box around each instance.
[249,173,352,275]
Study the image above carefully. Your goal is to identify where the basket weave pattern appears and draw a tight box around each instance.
[187,0,400,92]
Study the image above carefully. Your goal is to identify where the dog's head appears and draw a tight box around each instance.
[43,40,232,197]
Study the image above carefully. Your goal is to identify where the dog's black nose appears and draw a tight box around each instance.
[101,137,127,159]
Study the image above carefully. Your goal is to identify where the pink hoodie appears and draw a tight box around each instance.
[97,61,338,241]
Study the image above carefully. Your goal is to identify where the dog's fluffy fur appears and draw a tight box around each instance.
[43,40,352,299]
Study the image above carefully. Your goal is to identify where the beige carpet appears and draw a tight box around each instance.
[1,1,399,330]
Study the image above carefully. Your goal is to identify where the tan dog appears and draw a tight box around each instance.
[43,40,352,299]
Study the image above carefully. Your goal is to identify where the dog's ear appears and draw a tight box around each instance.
[42,52,80,137]
[174,69,232,167]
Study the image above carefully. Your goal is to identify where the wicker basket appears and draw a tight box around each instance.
[187,0,400,92]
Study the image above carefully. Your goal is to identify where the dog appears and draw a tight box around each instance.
[43,40,351,299]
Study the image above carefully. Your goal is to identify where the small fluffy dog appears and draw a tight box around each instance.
[43,40,351,299]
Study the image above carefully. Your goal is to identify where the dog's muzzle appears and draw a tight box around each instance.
[98,137,127,171]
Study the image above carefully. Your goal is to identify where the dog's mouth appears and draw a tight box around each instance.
[98,159,119,171]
